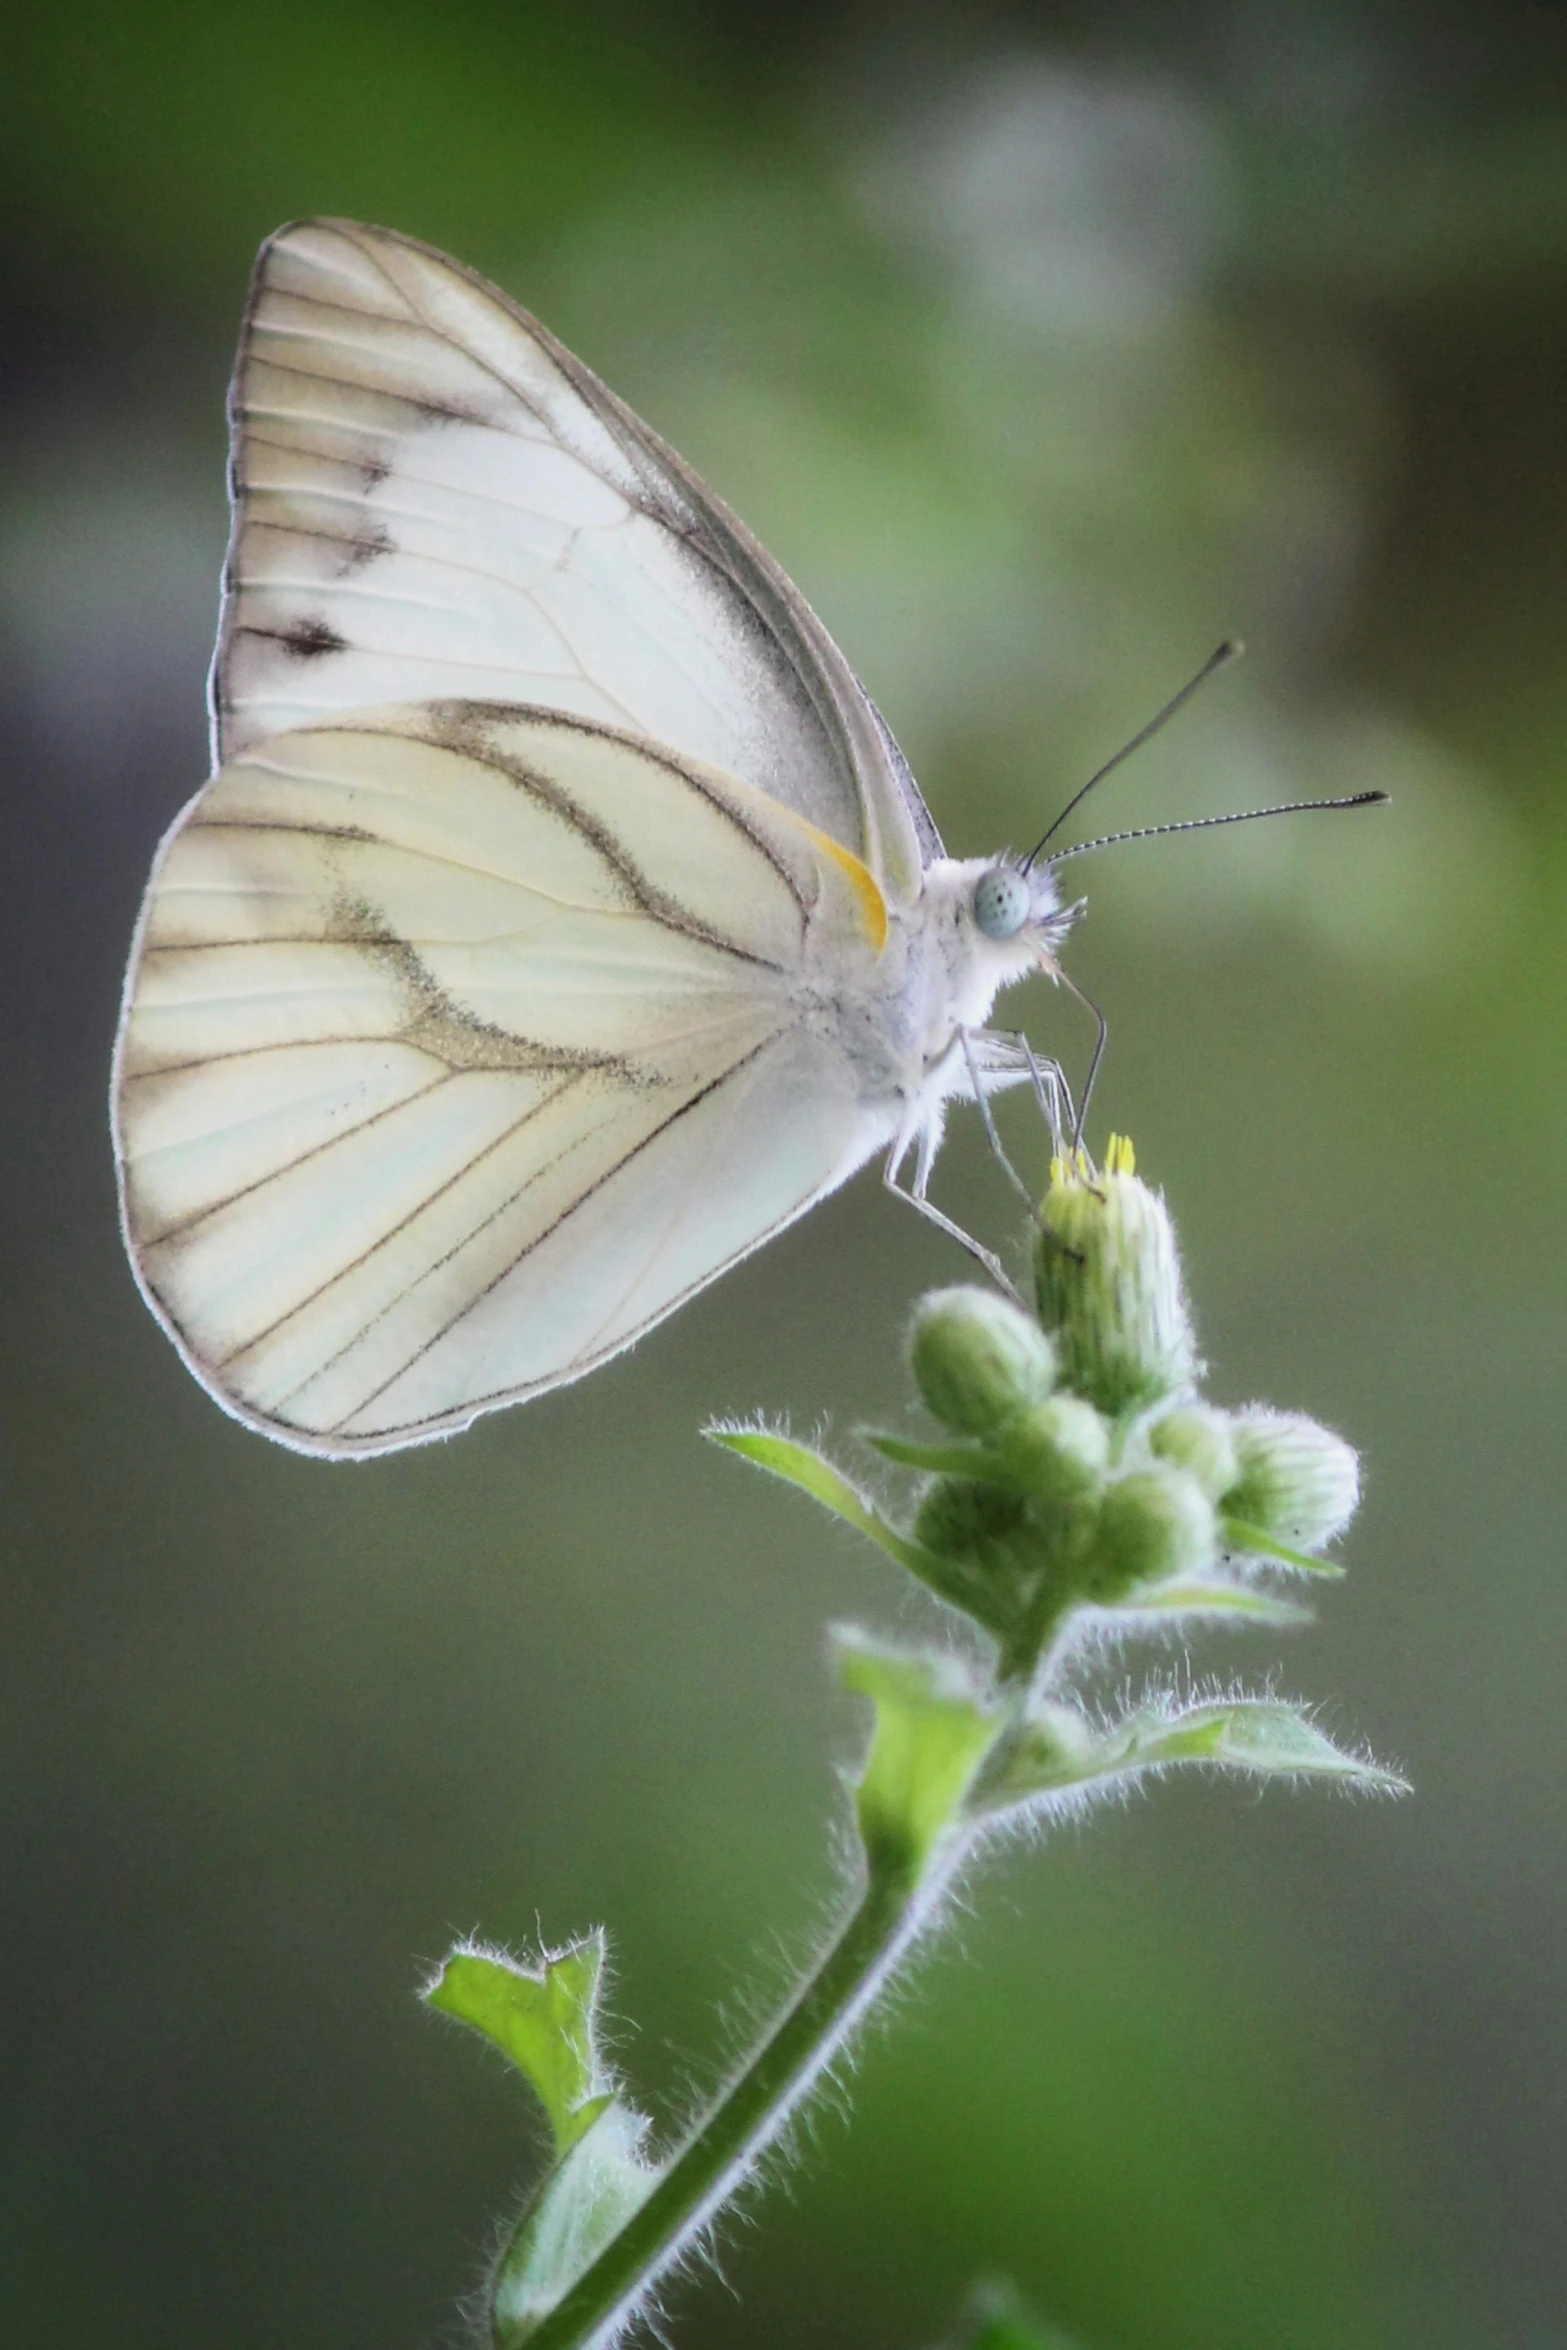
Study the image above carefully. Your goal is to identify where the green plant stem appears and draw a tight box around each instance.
[514,1844,959,2350]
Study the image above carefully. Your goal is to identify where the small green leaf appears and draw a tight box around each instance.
[1141,1701,1408,1788]
[1116,1575,1314,1625]
[862,1430,1015,1478]
[835,1629,1001,1879]
[709,1428,1012,1631]
[1223,1516,1347,1577]
[710,1430,930,1571]
[430,1938,665,2344]
[493,2103,658,2347]
[974,1696,1406,1811]
[425,1933,612,2155]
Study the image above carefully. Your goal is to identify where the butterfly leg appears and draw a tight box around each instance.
[959,1028,1042,1223]
[1022,1034,1076,1154]
[964,1028,1076,1161]
[1050,970,1108,1153]
[882,1122,1028,1309]
[958,1030,1086,1265]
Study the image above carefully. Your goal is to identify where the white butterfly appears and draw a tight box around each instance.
[112,218,1082,1458]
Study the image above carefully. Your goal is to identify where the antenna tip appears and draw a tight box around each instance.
[1215,636,1245,665]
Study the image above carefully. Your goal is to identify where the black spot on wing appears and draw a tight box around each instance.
[338,521,395,575]
[277,615,350,661]
[360,452,391,492]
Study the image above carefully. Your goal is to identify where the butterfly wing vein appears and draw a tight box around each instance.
[116,710,888,1452]
[213,217,937,899]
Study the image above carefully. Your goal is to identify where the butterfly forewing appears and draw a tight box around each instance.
[115,707,890,1453]
[215,218,934,902]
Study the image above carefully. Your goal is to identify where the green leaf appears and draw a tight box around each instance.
[1133,1701,1409,1788]
[710,1429,931,1572]
[493,2103,657,2347]
[425,1933,614,2155]
[974,1697,1406,1811]
[1117,1576,1314,1625]
[1222,1515,1348,1576]
[862,1430,1015,1479]
[429,1936,664,2345]
[709,1427,1010,1630]
[835,1630,1001,1879]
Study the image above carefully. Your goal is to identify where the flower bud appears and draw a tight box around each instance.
[913,1476,1041,1586]
[1000,1393,1111,1509]
[1223,1410,1360,1550]
[1147,1402,1238,1501]
[909,1286,1057,1438]
[1034,1137,1199,1417]
[1088,1464,1216,1602]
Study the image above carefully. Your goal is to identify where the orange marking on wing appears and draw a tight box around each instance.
[801,826,889,954]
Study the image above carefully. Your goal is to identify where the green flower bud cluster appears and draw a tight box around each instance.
[886,1139,1361,1679]
[904,1285,1208,1664]
[906,1293,1098,1612]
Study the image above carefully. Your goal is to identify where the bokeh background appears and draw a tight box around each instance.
[4,5,1564,2346]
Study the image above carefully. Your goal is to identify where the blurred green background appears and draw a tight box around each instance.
[3,4,1564,2346]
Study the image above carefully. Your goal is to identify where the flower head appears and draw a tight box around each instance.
[1034,1136,1200,1416]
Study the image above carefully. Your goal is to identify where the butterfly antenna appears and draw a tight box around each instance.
[1042,790,1389,867]
[1021,638,1244,874]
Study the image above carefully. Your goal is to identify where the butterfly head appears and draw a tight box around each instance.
[970,859,1079,965]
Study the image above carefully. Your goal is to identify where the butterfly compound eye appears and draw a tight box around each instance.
[973,865,1031,941]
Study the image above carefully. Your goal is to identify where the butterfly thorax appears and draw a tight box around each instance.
[908,855,1067,1063]
[796,855,1067,1121]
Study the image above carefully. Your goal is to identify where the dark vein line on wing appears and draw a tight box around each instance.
[315,1030,782,1428]
[239,240,877,885]
[576,1031,766,1363]
[141,1069,453,1242]
[432,714,809,946]
[178,782,801,959]
[218,1068,595,1374]
[311,239,570,429]
[238,433,608,532]
[246,351,537,439]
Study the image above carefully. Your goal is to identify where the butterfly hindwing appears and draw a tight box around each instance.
[115,705,891,1453]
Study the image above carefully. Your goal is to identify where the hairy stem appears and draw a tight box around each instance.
[514,1845,958,2350]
